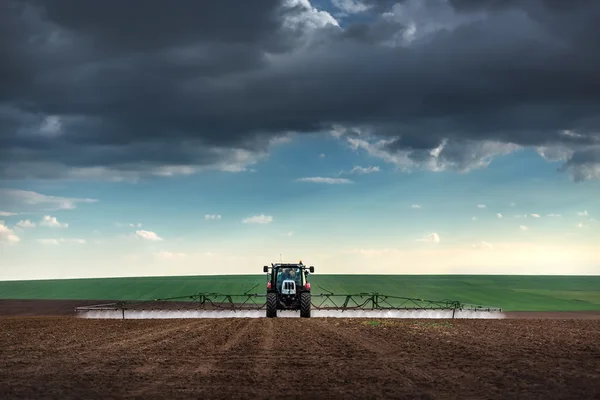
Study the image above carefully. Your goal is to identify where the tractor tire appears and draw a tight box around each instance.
[300,292,311,318]
[266,292,277,318]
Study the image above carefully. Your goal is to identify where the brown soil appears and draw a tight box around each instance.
[1,315,599,399]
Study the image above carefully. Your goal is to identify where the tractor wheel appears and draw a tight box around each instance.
[266,292,277,318]
[300,292,311,318]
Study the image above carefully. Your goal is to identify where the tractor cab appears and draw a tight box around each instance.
[263,261,314,318]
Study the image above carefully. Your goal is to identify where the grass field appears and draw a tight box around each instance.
[1,275,599,311]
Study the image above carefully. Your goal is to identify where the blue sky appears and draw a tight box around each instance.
[1,132,599,280]
[1,0,600,279]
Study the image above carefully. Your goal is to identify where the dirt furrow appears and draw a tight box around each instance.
[1,317,600,399]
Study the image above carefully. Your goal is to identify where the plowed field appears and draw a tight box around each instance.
[1,316,599,399]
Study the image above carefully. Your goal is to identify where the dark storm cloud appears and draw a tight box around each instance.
[1,0,600,180]
[26,0,284,50]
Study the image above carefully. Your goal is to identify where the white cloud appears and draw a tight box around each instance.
[15,219,36,228]
[330,125,346,138]
[39,115,62,137]
[472,216,477,221]
[530,214,541,218]
[155,251,187,259]
[348,165,380,175]
[39,215,68,228]
[519,225,528,231]
[577,223,584,228]
[577,210,589,217]
[242,214,273,224]
[563,163,600,182]
[37,238,60,245]
[345,136,519,174]
[332,0,370,14]
[116,222,142,228]
[152,165,196,177]
[476,204,486,209]
[0,211,17,217]
[135,230,163,241]
[380,0,489,47]
[535,145,574,163]
[269,135,294,146]
[547,214,562,217]
[472,241,494,249]
[497,213,503,219]
[0,221,20,244]
[319,153,326,158]
[47,146,268,182]
[282,0,339,32]
[412,204,422,209]
[205,214,222,221]
[296,177,352,184]
[37,238,86,245]
[0,189,97,213]
[510,202,516,207]
[286,231,294,237]
[417,232,440,244]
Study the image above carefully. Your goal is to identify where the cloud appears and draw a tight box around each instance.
[242,214,273,224]
[577,222,584,228]
[39,215,68,228]
[0,221,20,244]
[135,230,163,241]
[472,241,494,249]
[37,238,86,245]
[412,204,422,209]
[348,165,380,174]
[296,177,353,184]
[530,213,541,218]
[577,210,589,217]
[345,136,521,176]
[15,219,35,229]
[0,189,96,213]
[1,0,600,181]
[497,213,503,219]
[332,0,371,15]
[417,232,440,244]
[519,225,528,231]
[547,213,562,217]
[476,204,486,209]
[155,251,187,259]
[319,153,326,158]
[116,222,143,228]
[510,202,517,207]
[0,211,18,217]
[204,214,222,220]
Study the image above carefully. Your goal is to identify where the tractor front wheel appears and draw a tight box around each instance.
[266,292,277,318]
[300,292,311,318]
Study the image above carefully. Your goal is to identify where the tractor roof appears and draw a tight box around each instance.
[272,263,304,267]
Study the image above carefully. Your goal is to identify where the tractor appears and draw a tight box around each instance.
[263,261,314,318]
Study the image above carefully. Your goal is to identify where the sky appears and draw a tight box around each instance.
[1,0,599,280]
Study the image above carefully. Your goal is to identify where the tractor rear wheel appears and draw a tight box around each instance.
[300,292,311,318]
[266,292,277,318]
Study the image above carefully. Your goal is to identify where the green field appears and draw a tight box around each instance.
[1,275,599,311]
